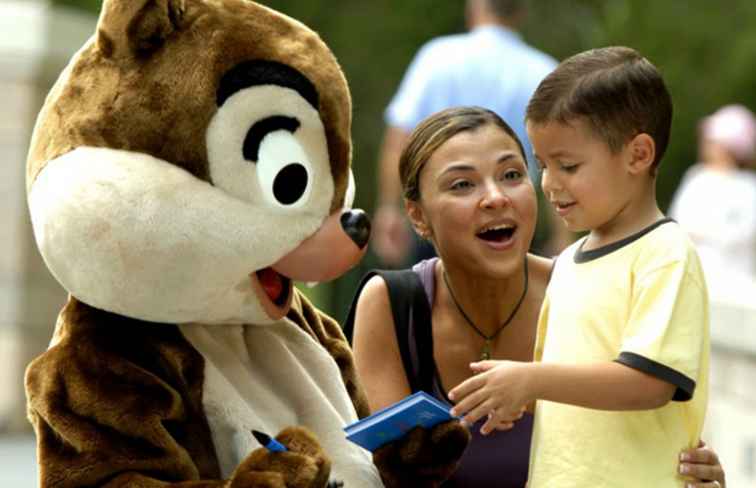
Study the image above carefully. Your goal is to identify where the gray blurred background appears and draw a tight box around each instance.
[2,1,755,486]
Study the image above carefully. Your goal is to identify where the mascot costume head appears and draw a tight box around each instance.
[25,1,471,486]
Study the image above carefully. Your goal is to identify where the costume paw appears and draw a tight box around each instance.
[229,427,332,488]
[373,419,470,487]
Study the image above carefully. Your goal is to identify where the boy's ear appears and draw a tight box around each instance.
[405,200,432,240]
[626,133,656,175]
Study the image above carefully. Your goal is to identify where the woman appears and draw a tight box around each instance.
[351,107,726,487]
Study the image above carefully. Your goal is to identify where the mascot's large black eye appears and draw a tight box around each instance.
[273,163,308,205]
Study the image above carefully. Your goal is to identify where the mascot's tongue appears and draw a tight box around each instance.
[257,268,284,302]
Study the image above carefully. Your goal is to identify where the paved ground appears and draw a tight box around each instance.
[0,435,37,488]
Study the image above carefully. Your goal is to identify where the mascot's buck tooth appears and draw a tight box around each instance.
[24,0,382,486]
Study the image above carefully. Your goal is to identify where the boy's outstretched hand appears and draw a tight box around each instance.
[448,360,530,435]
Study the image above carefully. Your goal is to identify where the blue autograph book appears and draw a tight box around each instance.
[343,391,454,452]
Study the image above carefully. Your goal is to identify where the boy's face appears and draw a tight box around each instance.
[527,118,638,241]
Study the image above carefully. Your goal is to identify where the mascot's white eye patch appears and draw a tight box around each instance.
[251,116,313,208]
[206,86,331,211]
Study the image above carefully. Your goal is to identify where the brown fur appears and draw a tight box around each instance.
[372,422,471,488]
[25,291,366,487]
[26,0,351,211]
[26,298,221,486]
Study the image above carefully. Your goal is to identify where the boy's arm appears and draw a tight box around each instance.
[452,244,707,433]
[529,360,675,409]
[449,359,675,433]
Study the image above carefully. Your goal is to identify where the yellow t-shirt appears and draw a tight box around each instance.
[528,220,710,487]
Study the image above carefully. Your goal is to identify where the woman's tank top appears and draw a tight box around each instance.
[411,258,532,487]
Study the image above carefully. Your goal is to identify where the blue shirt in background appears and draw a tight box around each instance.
[385,25,557,178]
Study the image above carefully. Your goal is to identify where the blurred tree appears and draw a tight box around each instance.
[55,0,101,13]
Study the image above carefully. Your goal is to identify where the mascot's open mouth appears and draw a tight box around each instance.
[251,268,293,320]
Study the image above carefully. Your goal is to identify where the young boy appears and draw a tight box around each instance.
[448,46,709,486]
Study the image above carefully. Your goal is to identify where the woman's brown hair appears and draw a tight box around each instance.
[399,106,526,201]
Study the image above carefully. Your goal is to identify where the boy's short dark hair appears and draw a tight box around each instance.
[526,46,672,169]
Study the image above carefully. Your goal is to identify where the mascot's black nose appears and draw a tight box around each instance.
[340,209,371,249]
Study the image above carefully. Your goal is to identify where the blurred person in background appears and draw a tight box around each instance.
[669,104,756,303]
[371,0,565,267]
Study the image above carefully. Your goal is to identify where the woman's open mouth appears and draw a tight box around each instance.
[250,267,293,320]
[476,223,517,248]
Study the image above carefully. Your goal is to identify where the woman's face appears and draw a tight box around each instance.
[407,123,537,277]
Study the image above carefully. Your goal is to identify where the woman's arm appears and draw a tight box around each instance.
[352,275,413,412]
[353,276,471,487]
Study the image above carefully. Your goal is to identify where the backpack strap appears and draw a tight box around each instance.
[343,269,434,393]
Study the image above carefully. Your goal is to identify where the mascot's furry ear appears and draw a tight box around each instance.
[96,0,185,59]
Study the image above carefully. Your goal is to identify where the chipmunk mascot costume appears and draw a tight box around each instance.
[25,1,469,487]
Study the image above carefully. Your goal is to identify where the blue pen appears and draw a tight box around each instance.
[252,429,288,453]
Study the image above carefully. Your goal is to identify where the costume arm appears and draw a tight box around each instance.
[25,310,226,487]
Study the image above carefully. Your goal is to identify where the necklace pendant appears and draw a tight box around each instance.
[480,340,491,361]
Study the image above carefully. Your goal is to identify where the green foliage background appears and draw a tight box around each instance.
[58,0,756,320]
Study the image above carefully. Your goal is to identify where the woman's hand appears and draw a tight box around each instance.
[679,440,726,488]
[448,360,531,435]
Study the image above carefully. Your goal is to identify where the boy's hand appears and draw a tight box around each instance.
[447,360,531,435]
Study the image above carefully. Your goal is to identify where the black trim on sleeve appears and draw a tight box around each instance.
[614,351,696,402]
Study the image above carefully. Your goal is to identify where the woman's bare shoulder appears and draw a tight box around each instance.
[527,253,554,287]
[357,274,390,310]
[353,274,395,337]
